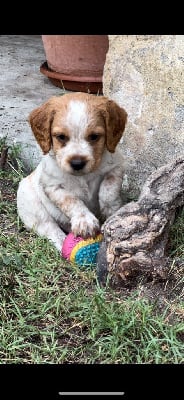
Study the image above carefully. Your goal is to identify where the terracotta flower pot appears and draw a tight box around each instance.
[40,35,109,94]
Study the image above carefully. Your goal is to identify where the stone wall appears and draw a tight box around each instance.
[103,35,184,198]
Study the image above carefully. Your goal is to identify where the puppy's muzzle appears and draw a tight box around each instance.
[70,158,87,171]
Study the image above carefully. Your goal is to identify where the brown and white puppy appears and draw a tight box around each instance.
[17,92,127,251]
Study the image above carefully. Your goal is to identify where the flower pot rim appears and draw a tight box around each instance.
[40,61,103,83]
[40,62,103,94]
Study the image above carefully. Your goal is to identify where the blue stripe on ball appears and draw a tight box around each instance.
[75,241,101,267]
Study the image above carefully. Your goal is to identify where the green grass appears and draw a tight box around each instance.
[0,140,184,364]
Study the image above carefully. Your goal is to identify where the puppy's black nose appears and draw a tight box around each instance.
[70,158,87,171]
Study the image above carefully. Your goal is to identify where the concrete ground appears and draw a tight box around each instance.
[0,35,66,168]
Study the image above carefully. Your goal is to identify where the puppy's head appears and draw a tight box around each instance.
[29,92,127,175]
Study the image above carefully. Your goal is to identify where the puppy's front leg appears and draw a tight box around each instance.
[45,186,100,238]
[99,169,123,220]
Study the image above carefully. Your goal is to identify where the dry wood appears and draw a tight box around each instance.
[97,158,184,286]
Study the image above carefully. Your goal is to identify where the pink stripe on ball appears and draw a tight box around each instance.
[62,232,83,260]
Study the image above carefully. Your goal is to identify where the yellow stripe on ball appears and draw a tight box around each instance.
[70,234,103,264]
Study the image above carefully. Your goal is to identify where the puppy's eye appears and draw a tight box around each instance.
[88,133,100,142]
[56,134,69,143]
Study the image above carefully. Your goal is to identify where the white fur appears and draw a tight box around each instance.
[65,100,90,138]
[17,94,126,251]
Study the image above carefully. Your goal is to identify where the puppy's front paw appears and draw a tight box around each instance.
[71,213,100,238]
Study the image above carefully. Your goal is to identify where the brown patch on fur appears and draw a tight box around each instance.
[55,194,76,214]
[52,132,70,152]
[105,174,116,183]
[105,100,127,153]
[29,97,59,154]
[29,92,127,156]
[85,94,127,153]
[91,137,106,169]
[83,113,106,171]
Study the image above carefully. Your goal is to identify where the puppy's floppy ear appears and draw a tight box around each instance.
[105,99,127,153]
[29,97,57,154]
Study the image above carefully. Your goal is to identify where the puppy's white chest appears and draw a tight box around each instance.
[81,176,101,214]
[71,174,101,204]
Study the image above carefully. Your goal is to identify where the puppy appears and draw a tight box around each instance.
[17,92,127,251]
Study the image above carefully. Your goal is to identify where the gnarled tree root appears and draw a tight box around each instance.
[97,158,184,286]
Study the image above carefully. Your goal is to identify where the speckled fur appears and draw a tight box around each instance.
[17,92,127,251]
